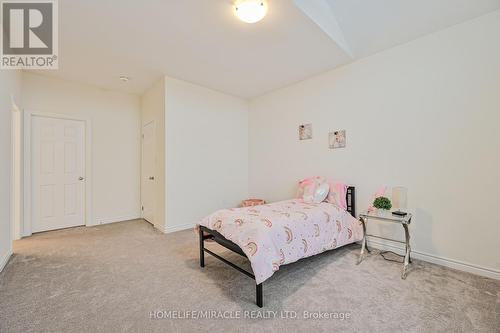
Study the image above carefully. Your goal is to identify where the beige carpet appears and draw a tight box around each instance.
[0,220,498,333]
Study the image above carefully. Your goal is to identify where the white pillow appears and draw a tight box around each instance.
[312,182,330,203]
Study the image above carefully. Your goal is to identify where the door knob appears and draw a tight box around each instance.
[149,176,155,180]
[79,177,85,181]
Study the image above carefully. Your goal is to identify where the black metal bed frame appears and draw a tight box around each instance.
[199,187,356,307]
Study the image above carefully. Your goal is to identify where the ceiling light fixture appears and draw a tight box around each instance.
[119,75,130,82]
[234,0,268,24]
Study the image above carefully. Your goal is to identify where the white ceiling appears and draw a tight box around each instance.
[34,0,500,98]
[325,0,500,58]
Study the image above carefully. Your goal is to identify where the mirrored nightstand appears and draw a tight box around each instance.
[357,210,413,279]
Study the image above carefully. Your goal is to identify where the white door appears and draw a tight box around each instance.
[32,116,85,232]
[141,121,155,224]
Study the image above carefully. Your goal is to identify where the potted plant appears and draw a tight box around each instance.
[373,196,392,214]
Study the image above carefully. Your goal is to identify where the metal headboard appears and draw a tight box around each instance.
[346,186,356,217]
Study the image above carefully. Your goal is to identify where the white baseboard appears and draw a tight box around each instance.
[94,214,141,226]
[366,236,500,281]
[0,249,13,273]
[165,222,196,234]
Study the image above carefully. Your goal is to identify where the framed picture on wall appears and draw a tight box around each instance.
[299,124,312,140]
[329,130,346,149]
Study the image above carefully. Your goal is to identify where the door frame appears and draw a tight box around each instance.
[23,111,93,237]
[10,100,22,241]
[141,120,155,224]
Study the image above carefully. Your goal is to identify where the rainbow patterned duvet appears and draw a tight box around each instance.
[199,199,363,284]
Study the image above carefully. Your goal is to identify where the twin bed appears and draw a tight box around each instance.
[198,187,361,307]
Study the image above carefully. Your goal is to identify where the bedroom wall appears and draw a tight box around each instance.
[22,73,142,227]
[0,70,22,272]
[248,11,500,278]
[141,78,166,231]
[164,77,249,233]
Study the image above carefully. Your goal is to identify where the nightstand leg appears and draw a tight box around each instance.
[402,224,411,279]
[357,217,368,265]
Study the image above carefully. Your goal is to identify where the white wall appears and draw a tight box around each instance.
[249,12,500,277]
[22,73,142,227]
[141,78,166,231]
[165,77,249,232]
[0,70,22,272]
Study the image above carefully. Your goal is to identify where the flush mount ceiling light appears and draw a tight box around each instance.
[234,0,268,24]
[119,75,130,82]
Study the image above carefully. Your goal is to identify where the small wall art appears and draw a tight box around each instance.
[299,124,312,140]
[329,130,346,149]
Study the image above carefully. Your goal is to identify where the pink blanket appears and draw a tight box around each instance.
[199,199,363,284]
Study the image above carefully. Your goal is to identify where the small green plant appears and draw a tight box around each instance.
[373,196,392,210]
